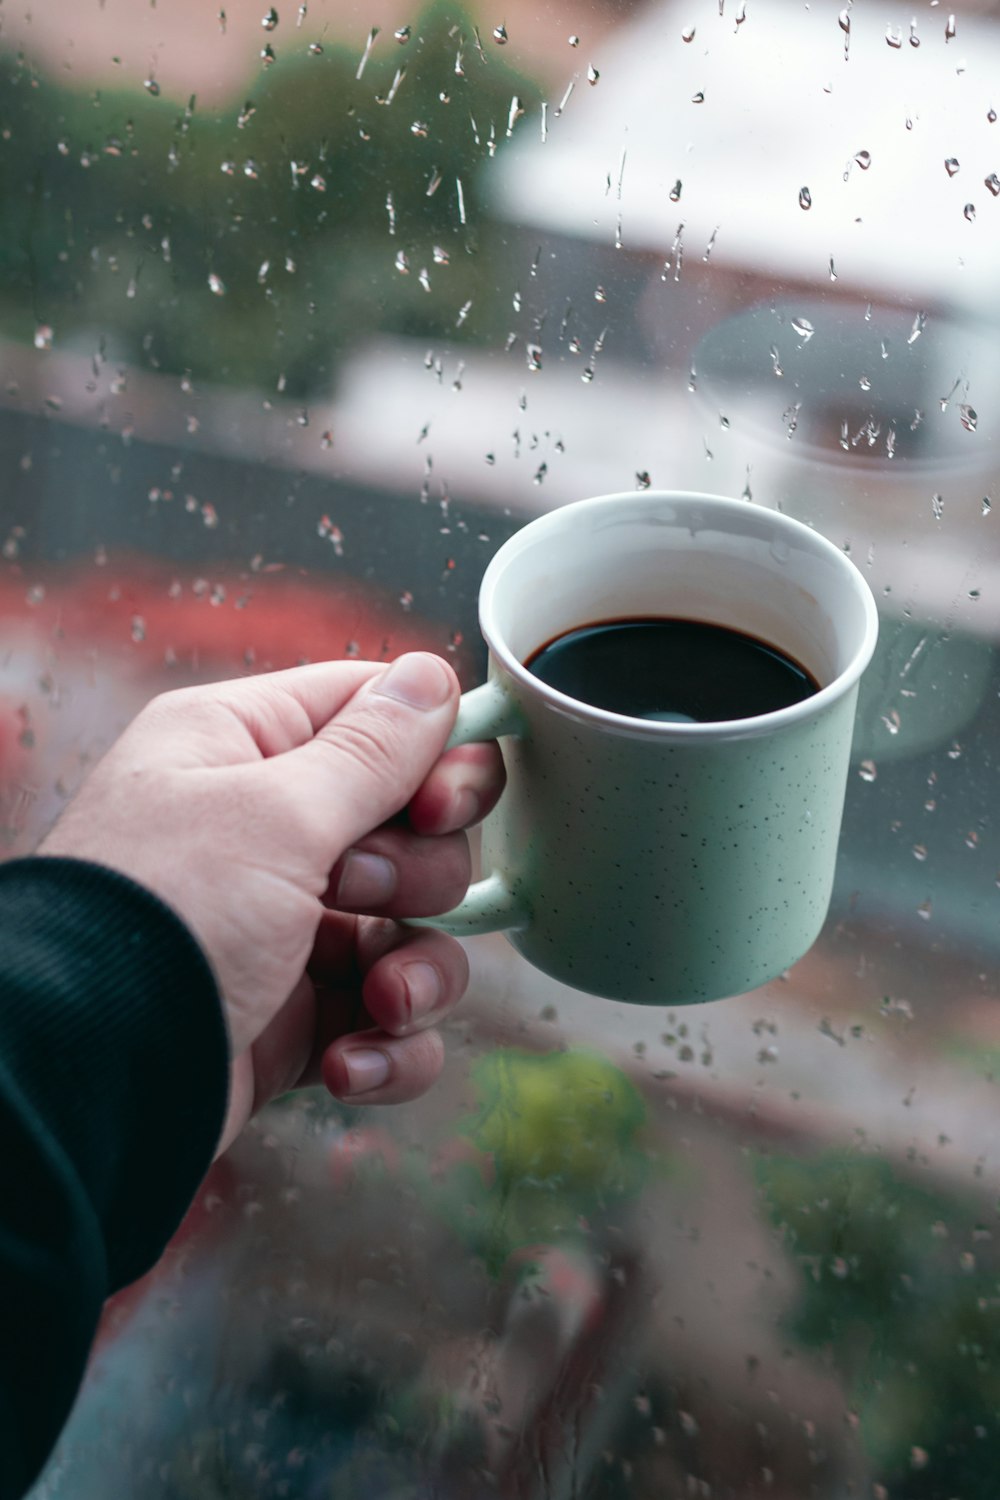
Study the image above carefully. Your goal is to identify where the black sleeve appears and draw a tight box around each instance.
[0,856,229,1500]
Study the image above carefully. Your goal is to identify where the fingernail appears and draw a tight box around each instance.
[451,787,480,828]
[337,850,397,907]
[401,960,442,1023]
[342,1049,391,1095]
[373,654,452,711]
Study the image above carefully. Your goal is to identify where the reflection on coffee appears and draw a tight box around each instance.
[525,617,820,723]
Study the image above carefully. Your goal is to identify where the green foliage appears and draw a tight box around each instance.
[446,1048,651,1273]
[0,2,539,392]
[757,1150,1000,1498]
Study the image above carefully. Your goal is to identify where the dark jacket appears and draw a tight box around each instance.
[0,858,228,1500]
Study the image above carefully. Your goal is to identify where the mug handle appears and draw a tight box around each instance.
[407,678,530,937]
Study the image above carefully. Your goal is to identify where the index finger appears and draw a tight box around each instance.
[407,740,506,835]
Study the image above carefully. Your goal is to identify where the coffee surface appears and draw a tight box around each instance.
[525,617,819,723]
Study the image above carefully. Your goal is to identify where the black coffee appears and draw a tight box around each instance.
[525,617,819,723]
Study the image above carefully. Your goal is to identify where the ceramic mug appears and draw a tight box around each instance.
[415,491,879,1005]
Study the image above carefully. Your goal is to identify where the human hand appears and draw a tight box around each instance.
[39,654,504,1154]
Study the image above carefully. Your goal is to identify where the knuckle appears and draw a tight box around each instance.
[326,708,409,784]
[399,1027,445,1076]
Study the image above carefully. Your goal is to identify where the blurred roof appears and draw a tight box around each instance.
[491,0,1000,312]
[8,0,605,106]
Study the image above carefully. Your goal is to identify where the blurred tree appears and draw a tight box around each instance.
[758,1151,1000,1499]
[448,1048,651,1273]
[0,1,539,394]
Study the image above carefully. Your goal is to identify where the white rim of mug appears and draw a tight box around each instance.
[478,490,881,743]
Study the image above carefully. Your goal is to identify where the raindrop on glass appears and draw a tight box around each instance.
[394,24,411,42]
[886,25,903,47]
[986,173,1000,196]
[854,149,871,170]
[944,157,960,177]
[260,43,276,65]
[799,186,812,210]
[691,90,705,103]
[945,13,955,40]
[594,285,607,302]
[791,316,814,341]
[859,374,871,391]
[682,24,696,40]
[568,33,580,46]
[261,6,278,29]
[33,325,53,351]
[144,77,160,96]
[960,404,978,431]
[909,19,920,46]
[356,26,380,80]
[587,64,600,84]
[493,23,508,44]
[964,202,976,220]
[989,108,998,124]
[908,311,927,343]
[670,180,682,202]
[207,273,226,296]
[932,492,944,520]
[982,496,992,515]
[636,471,652,489]
[858,759,877,782]
[917,899,932,922]
[394,249,410,274]
[912,843,928,862]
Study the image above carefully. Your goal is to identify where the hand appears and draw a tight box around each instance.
[39,654,504,1154]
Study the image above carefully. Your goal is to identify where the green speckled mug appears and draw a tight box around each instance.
[419,491,878,1005]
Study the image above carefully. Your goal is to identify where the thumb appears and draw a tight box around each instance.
[275,652,461,851]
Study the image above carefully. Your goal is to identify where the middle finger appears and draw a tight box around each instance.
[326,826,470,917]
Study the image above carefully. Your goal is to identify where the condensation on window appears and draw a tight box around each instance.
[5,1,999,1496]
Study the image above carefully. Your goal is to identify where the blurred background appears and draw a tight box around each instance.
[9,1,1000,1496]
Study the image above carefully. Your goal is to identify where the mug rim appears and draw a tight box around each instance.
[477,490,881,742]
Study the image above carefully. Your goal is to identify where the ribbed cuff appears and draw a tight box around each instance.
[0,856,229,1288]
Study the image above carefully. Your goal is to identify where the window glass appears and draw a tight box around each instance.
[8,2,999,1496]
